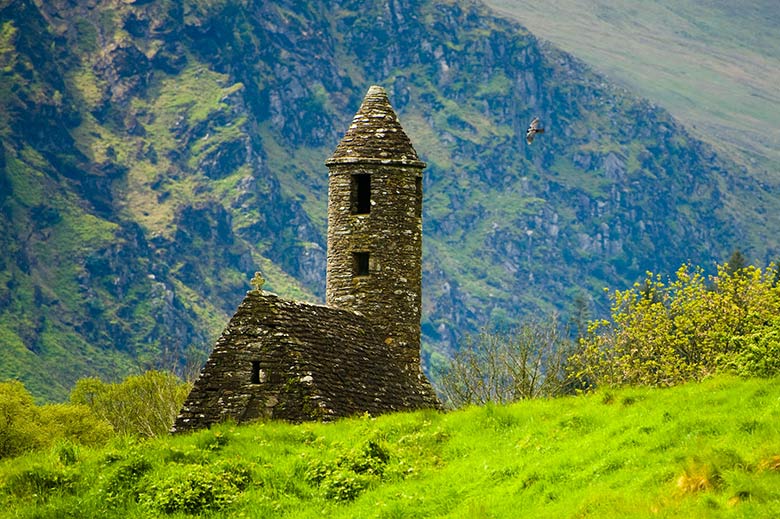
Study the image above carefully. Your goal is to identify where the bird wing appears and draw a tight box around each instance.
[529,117,540,130]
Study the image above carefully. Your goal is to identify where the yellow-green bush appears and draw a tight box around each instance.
[573,263,780,388]
[0,381,46,459]
[0,381,113,460]
[70,370,191,438]
[38,403,114,446]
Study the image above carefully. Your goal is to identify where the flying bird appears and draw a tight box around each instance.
[525,117,545,144]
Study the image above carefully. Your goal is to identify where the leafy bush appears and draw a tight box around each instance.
[304,440,391,501]
[0,381,113,460]
[0,371,189,459]
[3,465,77,501]
[139,461,252,514]
[320,470,372,501]
[70,370,191,438]
[38,403,114,446]
[0,381,45,459]
[100,451,154,508]
[719,320,780,377]
[573,263,780,388]
[213,458,254,491]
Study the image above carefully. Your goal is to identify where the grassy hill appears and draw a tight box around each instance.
[485,0,780,178]
[2,376,778,517]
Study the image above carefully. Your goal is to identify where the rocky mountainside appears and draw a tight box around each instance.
[1,0,777,401]
[486,0,780,177]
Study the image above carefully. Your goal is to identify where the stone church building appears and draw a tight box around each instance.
[173,86,441,432]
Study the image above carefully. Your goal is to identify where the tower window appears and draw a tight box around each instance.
[415,176,422,219]
[351,174,371,214]
[251,361,261,384]
[353,252,370,277]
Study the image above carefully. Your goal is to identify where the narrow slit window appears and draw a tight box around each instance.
[415,176,422,219]
[351,174,371,214]
[251,361,261,384]
[353,252,370,277]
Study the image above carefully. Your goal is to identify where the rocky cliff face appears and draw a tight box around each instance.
[0,0,775,400]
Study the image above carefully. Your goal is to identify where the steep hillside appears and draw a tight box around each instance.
[1,377,779,517]
[485,0,780,177]
[1,0,779,400]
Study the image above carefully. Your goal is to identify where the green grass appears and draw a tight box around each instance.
[1,376,778,517]
[484,0,780,177]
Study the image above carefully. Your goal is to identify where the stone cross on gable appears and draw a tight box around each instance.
[250,272,265,292]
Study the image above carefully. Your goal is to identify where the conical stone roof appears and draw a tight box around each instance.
[326,85,425,167]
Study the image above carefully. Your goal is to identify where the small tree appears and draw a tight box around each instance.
[437,314,575,408]
[0,381,45,459]
[71,370,191,438]
[724,249,748,277]
[0,381,113,459]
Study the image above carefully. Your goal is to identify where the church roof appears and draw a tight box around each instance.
[172,291,441,432]
[327,85,425,167]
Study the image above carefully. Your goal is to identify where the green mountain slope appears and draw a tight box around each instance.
[484,0,780,176]
[2,0,780,401]
[2,376,779,517]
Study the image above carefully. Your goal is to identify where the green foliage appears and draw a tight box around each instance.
[720,320,780,378]
[0,381,45,459]
[52,441,79,466]
[3,464,77,502]
[70,371,191,438]
[0,377,778,517]
[573,263,780,388]
[0,381,113,460]
[139,460,250,514]
[304,439,391,501]
[38,404,114,447]
[437,314,575,407]
[99,449,154,508]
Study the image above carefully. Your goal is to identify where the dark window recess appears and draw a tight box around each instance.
[251,361,261,384]
[353,252,370,276]
[351,174,371,214]
[415,176,422,219]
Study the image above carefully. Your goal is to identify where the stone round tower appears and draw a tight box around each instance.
[325,85,426,371]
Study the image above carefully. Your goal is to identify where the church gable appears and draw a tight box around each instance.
[173,290,439,432]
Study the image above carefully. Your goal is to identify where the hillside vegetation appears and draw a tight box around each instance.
[0,376,778,518]
[485,0,780,176]
[3,0,780,402]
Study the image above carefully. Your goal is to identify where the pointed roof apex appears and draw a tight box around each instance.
[326,85,425,167]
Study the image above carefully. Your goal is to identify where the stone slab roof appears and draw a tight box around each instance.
[326,85,425,167]
[173,290,441,432]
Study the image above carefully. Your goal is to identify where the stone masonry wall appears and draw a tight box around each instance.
[325,85,427,371]
[173,290,440,432]
[326,162,424,370]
